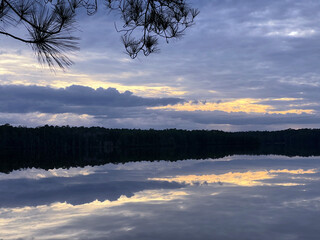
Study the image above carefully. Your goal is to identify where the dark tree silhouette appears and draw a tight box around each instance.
[1,125,320,173]
[0,0,199,68]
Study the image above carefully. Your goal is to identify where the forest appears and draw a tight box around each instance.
[0,124,320,173]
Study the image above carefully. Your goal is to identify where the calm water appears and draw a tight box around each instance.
[1,155,320,240]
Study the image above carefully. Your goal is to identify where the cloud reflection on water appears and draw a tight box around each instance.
[149,169,317,186]
[1,155,320,239]
[0,167,97,180]
[0,190,188,240]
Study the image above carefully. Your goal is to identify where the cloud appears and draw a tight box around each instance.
[1,109,320,131]
[0,85,184,115]
[161,110,320,126]
[2,1,320,130]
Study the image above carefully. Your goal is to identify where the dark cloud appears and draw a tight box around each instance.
[95,108,320,128]
[162,110,320,126]
[0,85,184,115]
[94,109,320,130]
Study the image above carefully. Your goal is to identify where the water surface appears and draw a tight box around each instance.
[1,155,320,239]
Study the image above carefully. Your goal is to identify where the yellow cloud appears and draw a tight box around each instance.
[269,169,317,174]
[149,98,314,114]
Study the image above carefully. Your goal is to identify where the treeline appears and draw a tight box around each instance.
[0,124,320,173]
[0,124,259,158]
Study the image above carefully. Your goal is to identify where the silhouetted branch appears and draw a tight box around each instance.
[0,0,198,68]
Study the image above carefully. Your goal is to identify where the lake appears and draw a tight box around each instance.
[1,155,320,239]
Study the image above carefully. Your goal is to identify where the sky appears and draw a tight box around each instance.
[1,0,320,131]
